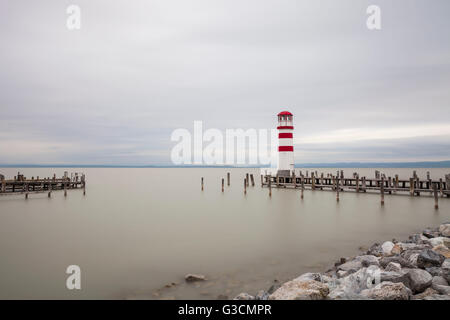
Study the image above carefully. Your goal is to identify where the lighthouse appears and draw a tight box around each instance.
[277,111,294,173]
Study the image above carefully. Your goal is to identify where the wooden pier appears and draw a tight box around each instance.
[0,172,86,198]
[261,170,450,198]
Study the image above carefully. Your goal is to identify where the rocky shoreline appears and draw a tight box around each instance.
[234,223,450,300]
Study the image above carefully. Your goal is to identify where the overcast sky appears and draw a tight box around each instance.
[1,0,449,165]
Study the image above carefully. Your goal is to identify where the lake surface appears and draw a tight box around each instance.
[0,167,449,299]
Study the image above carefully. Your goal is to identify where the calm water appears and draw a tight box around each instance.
[0,167,449,299]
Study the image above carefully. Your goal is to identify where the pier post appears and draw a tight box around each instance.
[320,173,324,190]
[301,176,304,199]
[1,177,5,193]
[356,174,359,193]
[395,175,399,193]
[246,173,249,187]
[311,172,315,190]
[380,176,385,205]
[410,178,414,196]
[439,178,444,197]
[433,183,439,209]
[244,178,247,195]
[227,172,230,186]
[201,177,204,191]
[25,184,28,199]
[250,174,255,187]
[336,176,340,202]
[260,174,263,187]
[222,178,224,192]
[64,180,67,197]
[362,176,366,192]
[269,175,272,197]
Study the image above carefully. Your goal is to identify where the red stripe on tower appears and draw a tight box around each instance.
[278,146,294,152]
[279,133,293,139]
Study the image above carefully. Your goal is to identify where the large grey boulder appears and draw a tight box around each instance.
[417,249,445,269]
[367,243,383,257]
[380,271,411,289]
[360,281,411,300]
[441,258,450,282]
[411,287,439,300]
[269,279,329,300]
[439,224,450,237]
[337,255,378,273]
[431,276,450,295]
[407,269,433,293]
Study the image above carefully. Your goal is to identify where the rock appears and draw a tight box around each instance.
[409,234,429,244]
[337,270,351,278]
[185,274,206,282]
[255,290,270,300]
[295,273,323,282]
[423,228,439,239]
[417,249,445,269]
[233,293,255,300]
[380,271,411,289]
[391,244,402,255]
[267,283,281,294]
[380,256,415,269]
[399,243,429,251]
[411,287,438,300]
[269,279,329,300]
[431,276,450,295]
[337,259,361,272]
[432,244,450,258]
[367,243,383,257]
[360,281,411,300]
[442,259,450,282]
[426,267,443,277]
[439,224,450,237]
[385,262,402,272]
[427,237,446,247]
[356,255,380,267]
[407,269,433,293]
[401,250,421,267]
[217,294,228,300]
[382,241,395,256]
[327,289,367,300]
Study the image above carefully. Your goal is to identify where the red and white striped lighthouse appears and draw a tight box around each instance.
[277,111,294,172]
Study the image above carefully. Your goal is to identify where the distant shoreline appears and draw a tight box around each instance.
[1,161,450,169]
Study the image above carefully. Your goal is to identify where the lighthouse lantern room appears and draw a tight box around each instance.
[277,111,294,175]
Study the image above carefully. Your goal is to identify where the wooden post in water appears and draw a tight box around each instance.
[250,174,255,187]
[380,176,385,205]
[260,174,263,187]
[64,181,67,197]
[395,175,399,193]
[409,178,414,196]
[301,176,304,199]
[222,178,224,192]
[439,178,444,198]
[292,171,296,188]
[25,183,28,199]
[356,174,359,193]
[201,177,204,191]
[311,172,315,190]
[336,176,340,202]
[246,173,249,187]
[362,176,366,192]
[268,175,272,197]
[244,178,247,195]
[227,172,230,186]
[433,183,439,209]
